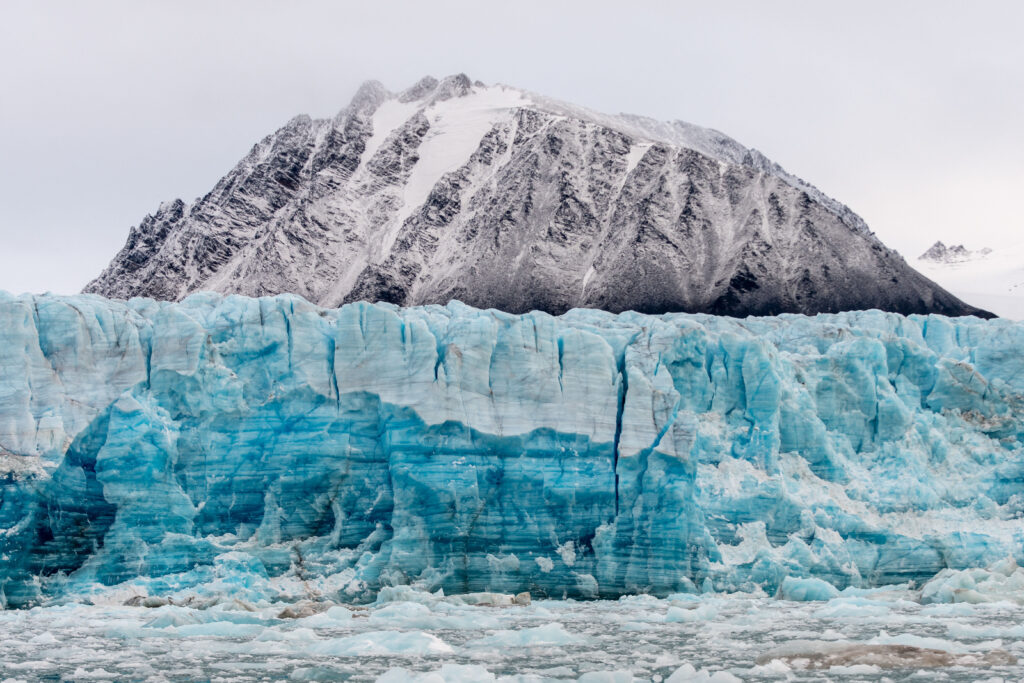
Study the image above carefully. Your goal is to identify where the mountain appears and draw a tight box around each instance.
[85,74,989,318]
[919,240,992,264]
[916,241,1024,320]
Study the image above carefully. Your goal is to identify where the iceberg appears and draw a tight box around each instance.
[0,291,1022,607]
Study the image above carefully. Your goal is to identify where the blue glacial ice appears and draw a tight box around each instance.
[1,291,1023,608]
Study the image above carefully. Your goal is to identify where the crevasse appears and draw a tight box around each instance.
[0,291,1022,607]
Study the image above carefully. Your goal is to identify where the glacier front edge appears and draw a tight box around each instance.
[1,291,1022,607]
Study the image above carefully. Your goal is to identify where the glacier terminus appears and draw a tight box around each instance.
[1,291,1022,610]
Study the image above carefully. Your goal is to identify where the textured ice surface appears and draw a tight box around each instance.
[0,591,1022,681]
[920,557,1024,605]
[1,291,1023,609]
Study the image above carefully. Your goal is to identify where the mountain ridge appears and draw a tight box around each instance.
[919,240,993,264]
[85,74,991,318]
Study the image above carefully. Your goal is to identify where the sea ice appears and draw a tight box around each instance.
[466,622,584,648]
[777,576,841,602]
[308,630,454,656]
[0,591,1020,680]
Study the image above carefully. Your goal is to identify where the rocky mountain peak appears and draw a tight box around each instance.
[919,241,992,264]
[84,75,992,318]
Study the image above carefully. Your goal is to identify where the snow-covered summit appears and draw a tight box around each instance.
[85,74,987,317]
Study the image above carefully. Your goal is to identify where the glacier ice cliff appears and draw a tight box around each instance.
[0,292,1022,608]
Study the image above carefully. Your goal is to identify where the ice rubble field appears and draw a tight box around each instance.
[1,291,1024,678]
[3,585,1024,681]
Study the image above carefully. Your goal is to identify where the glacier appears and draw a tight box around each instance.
[1,291,1023,609]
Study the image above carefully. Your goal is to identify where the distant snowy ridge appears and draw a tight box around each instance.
[919,241,993,264]
[915,241,1024,320]
[85,74,986,318]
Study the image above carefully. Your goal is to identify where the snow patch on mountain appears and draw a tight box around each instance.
[622,142,652,179]
[362,98,420,165]
[388,85,529,254]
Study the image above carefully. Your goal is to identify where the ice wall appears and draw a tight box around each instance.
[1,292,1022,607]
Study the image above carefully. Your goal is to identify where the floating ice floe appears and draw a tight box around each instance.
[921,557,1024,605]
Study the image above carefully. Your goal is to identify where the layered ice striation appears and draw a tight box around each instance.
[1,292,1022,608]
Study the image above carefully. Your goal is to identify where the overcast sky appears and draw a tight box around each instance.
[1,0,1021,295]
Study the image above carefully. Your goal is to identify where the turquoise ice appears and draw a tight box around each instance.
[0,292,1022,607]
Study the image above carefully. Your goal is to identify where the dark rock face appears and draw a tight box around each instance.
[85,74,992,318]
